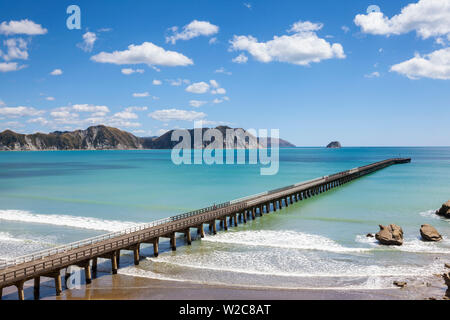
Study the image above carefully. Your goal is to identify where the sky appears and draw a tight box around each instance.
[0,0,449,146]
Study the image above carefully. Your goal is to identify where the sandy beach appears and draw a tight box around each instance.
[1,270,448,300]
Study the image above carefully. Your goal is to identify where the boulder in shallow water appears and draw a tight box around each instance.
[375,224,404,246]
[420,224,443,242]
[366,233,374,238]
[436,201,450,218]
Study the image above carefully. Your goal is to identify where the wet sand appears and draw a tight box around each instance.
[1,271,448,300]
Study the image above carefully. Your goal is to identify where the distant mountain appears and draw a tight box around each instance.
[326,141,342,148]
[258,137,296,148]
[0,125,296,151]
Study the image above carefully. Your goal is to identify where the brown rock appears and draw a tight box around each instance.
[445,263,450,269]
[444,272,450,287]
[436,200,450,218]
[420,224,443,242]
[375,224,404,246]
[393,281,407,288]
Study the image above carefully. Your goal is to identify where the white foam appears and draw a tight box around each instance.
[419,209,441,220]
[203,230,371,253]
[0,209,140,232]
[355,234,450,254]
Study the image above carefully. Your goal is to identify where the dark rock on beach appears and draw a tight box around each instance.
[436,201,450,218]
[326,141,342,149]
[366,233,374,238]
[393,281,407,288]
[375,224,404,246]
[420,224,442,242]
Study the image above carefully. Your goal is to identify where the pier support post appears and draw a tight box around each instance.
[223,217,228,230]
[84,263,92,284]
[111,251,118,274]
[252,208,256,219]
[92,258,98,278]
[170,233,176,251]
[185,229,192,245]
[285,197,289,207]
[16,281,24,301]
[0,287,3,300]
[243,211,247,223]
[133,244,140,265]
[273,201,276,212]
[198,224,205,238]
[54,273,62,296]
[210,221,217,234]
[234,214,238,227]
[34,277,40,300]
[116,250,121,267]
[153,238,159,257]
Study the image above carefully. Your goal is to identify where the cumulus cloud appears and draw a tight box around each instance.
[390,47,450,79]
[72,104,110,113]
[1,38,28,61]
[149,109,206,121]
[91,42,193,67]
[0,106,44,117]
[132,92,150,98]
[0,19,47,35]
[166,78,190,86]
[230,20,345,66]
[186,81,210,94]
[354,0,450,39]
[166,20,219,44]
[45,96,55,101]
[0,62,26,72]
[152,79,162,85]
[50,69,63,76]
[121,68,144,75]
[78,32,97,52]
[232,53,248,64]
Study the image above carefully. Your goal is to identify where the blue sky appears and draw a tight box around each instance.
[0,0,449,146]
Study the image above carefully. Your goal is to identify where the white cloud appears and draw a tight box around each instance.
[212,96,230,104]
[166,20,219,44]
[289,21,323,33]
[72,104,110,113]
[157,129,169,135]
[166,78,190,86]
[1,38,28,61]
[230,20,345,66]
[354,0,450,39]
[78,32,97,52]
[0,19,47,35]
[0,62,26,72]
[132,92,150,98]
[244,3,252,9]
[125,106,148,112]
[209,37,218,44]
[121,68,145,75]
[45,96,55,101]
[342,25,350,33]
[50,69,63,76]
[152,79,162,85]
[186,81,210,94]
[91,42,193,67]
[0,106,44,117]
[149,109,206,122]
[27,117,50,126]
[211,87,226,95]
[113,111,138,119]
[390,47,450,79]
[215,67,232,75]
[232,53,248,64]
[50,110,79,119]
[189,100,207,107]
[364,71,381,78]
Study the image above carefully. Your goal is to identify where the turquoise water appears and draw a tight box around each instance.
[1,148,449,289]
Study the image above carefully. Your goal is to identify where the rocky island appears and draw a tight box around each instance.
[326,141,342,149]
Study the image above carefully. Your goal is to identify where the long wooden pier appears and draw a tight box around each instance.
[0,158,410,300]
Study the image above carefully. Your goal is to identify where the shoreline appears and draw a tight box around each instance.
[1,271,448,300]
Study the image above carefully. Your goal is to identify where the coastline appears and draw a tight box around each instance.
[1,271,448,300]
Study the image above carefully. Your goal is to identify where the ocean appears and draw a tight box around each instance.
[1,148,449,290]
